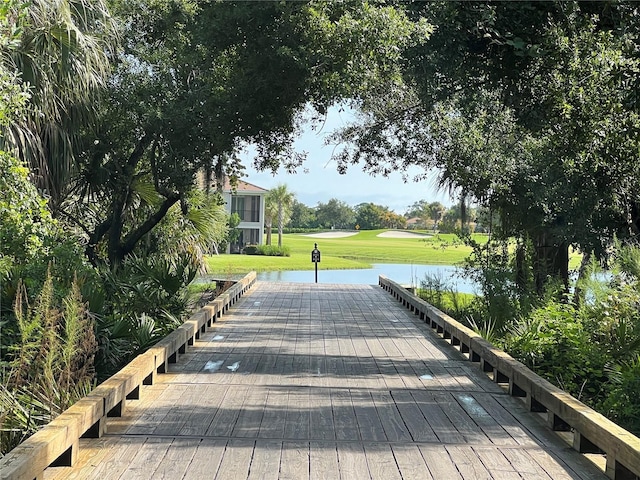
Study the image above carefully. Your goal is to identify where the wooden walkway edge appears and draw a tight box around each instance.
[42,281,607,480]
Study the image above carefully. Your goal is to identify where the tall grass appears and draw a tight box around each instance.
[1,273,97,455]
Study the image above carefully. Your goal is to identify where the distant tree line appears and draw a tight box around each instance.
[266,190,490,234]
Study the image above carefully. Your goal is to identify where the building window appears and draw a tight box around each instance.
[249,196,260,222]
[231,195,260,222]
[231,196,245,220]
[230,228,261,254]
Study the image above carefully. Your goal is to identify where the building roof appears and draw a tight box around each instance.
[223,177,269,194]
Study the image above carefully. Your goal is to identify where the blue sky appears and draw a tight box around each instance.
[240,107,451,214]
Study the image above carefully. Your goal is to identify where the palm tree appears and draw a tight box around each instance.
[0,0,117,211]
[265,184,295,248]
[429,202,446,232]
[264,199,277,246]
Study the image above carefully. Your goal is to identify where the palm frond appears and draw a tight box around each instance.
[615,241,640,280]
[2,0,119,207]
[131,177,161,207]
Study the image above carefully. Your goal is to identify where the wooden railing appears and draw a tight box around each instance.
[379,274,640,480]
[0,272,257,480]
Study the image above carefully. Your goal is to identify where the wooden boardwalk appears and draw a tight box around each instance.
[44,282,605,479]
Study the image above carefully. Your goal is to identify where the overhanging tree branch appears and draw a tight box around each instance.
[119,192,181,258]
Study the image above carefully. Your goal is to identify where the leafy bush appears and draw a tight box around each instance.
[140,191,229,271]
[0,152,94,365]
[242,245,259,255]
[505,303,604,398]
[419,272,451,308]
[0,152,54,261]
[600,356,640,435]
[424,233,640,434]
[0,152,89,296]
[441,236,540,344]
[93,254,196,377]
[243,244,290,256]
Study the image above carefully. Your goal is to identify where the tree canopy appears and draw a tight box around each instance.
[3,0,638,284]
[315,198,356,230]
[0,0,117,211]
[355,202,406,230]
[3,0,640,449]
[331,1,640,290]
[57,0,429,268]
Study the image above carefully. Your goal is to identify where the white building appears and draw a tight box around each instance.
[220,178,268,253]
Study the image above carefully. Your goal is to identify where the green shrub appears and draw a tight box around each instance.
[600,356,640,436]
[262,245,290,256]
[93,254,195,377]
[424,234,640,434]
[0,152,54,261]
[418,272,451,308]
[505,302,604,398]
[243,244,290,256]
[0,152,94,363]
[243,245,259,255]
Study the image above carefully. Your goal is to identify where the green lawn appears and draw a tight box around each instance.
[207,230,581,275]
[205,229,582,275]
[205,230,476,274]
[285,230,474,263]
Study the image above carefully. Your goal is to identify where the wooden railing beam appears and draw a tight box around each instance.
[379,274,640,480]
[0,271,257,480]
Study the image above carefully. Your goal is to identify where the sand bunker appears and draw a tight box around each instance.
[303,230,431,239]
[303,231,360,238]
[376,230,432,239]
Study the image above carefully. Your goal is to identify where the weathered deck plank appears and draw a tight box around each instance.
[331,388,360,442]
[420,444,464,479]
[44,281,607,480]
[181,439,227,478]
[336,442,370,480]
[151,438,200,479]
[310,442,339,480]
[370,390,413,442]
[215,439,254,479]
[391,444,434,479]
[248,440,282,480]
[279,442,309,480]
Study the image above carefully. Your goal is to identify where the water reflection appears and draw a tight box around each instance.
[256,264,477,294]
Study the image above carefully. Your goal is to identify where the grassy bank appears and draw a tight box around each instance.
[205,230,476,274]
[205,230,583,274]
[285,230,475,263]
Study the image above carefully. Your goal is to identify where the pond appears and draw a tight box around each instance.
[255,264,478,294]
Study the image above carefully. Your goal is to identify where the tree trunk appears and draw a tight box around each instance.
[96,133,153,268]
[83,133,193,269]
[533,230,569,295]
[515,239,527,292]
[266,219,272,246]
[278,204,283,248]
[107,187,127,267]
[107,193,181,267]
[630,200,640,236]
